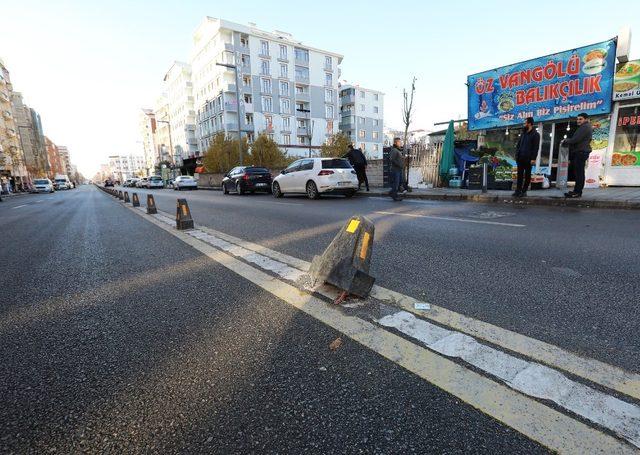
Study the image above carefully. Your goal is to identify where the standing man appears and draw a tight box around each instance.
[562,113,592,198]
[389,137,405,201]
[344,144,369,191]
[513,117,540,197]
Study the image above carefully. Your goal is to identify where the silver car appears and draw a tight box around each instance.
[32,178,54,193]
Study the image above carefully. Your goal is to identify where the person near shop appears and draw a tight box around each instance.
[389,137,405,201]
[513,117,540,197]
[561,113,593,198]
[343,144,369,191]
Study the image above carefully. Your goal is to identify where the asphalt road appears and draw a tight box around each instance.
[0,186,549,453]
[120,185,640,374]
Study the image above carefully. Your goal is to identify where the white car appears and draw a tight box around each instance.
[272,158,358,199]
[136,177,148,188]
[32,178,54,193]
[147,175,164,189]
[173,175,198,191]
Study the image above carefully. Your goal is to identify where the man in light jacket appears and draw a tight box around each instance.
[389,138,405,201]
[562,113,593,198]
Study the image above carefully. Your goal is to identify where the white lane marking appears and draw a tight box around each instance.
[374,210,525,227]
[270,201,303,206]
[154,210,640,402]
[11,204,27,209]
[378,311,640,448]
[125,205,635,453]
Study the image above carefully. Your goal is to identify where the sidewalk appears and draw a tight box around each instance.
[362,186,640,210]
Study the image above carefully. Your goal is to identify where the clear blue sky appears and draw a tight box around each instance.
[1,0,636,176]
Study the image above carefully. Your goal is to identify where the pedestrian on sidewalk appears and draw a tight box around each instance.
[562,113,592,198]
[389,138,405,201]
[513,117,540,197]
[344,144,369,191]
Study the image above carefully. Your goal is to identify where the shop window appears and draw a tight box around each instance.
[612,105,640,167]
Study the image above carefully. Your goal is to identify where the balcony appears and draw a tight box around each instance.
[224,42,234,52]
[295,57,309,66]
[224,102,238,111]
[297,127,308,136]
[244,102,254,113]
[295,92,310,102]
[224,83,237,93]
[341,94,355,104]
[240,64,251,74]
[295,109,310,119]
[225,123,239,131]
[258,52,270,59]
[324,65,333,72]
[295,74,309,84]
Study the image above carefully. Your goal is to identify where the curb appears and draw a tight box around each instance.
[358,190,640,210]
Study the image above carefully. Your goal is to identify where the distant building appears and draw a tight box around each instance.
[11,92,48,177]
[0,58,28,189]
[339,84,384,158]
[190,17,343,157]
[57,146,71,176]
[45,137,64,177]
[161,61,198,162]
[108,154,146,182]
[153,94,173,166]
[139,108,156,176]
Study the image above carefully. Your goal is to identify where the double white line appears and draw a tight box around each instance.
[123,201,640,453]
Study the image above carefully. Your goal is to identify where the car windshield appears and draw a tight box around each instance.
[245,168,269,174]
[321,159,352,169]
[55,179,66,183]
[34,179,49,184]
[150,177,162,181]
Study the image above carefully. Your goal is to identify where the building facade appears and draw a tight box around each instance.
[191,17,343,157]
[339,84,384,158]
[0,58,28,190]
[108,154,146,182]
[45,137,64,177]
[162,62,198,162]
[139,108,156,176]
[153,94,173,166]
[11,92,48,177]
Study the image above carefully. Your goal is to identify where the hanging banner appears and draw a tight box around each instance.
[613,60,640,101]
[468,39,617,131]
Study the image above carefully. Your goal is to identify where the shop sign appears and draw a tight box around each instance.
[468,39,617,131]
[613,60,640,100]
[611,106,640,167]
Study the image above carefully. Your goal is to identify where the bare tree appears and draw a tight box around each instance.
[401,77,417,188]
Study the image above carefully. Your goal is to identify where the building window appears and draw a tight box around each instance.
[298,135,308,145]
[243,75,251,87]
[282,134,291,144]
[295,48,309,63]
[295,84,306,94]
[360,104,365,112]
[325,56,332,69]
[359,117,365,125]
[261,78,272,93]
[279,45,287,60]
[325,89,333,103]
[261,59,270,75]
[372,131,379,139]
[374,93,379,101]
[280,63,288,78]
[262,96,273,112]
[265,114,273,130]
[240,35,249,47]
[245,113,254,125]
[359,130,366,139]
[244,93,252,104]
[373,144,379,152]
[325,72,332,87]
[280,80,289,96]
[283,116,291,130]
[241,54,250,66]
[360,143,366,151]
[325,105,334,119]
[295,66,309,80]
[280,98,291,114]
[261,40,269,56]
[360,91,365,99]
[373,119,379,127]
[373,106,379,114]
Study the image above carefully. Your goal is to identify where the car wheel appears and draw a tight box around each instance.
[272,182,283,198]
[344,190,356,198]
[306,181,320,199]
[236,182,244,195]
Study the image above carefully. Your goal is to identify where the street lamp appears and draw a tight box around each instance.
[216,61,243,165]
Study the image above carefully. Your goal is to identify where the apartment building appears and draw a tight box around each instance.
[57,146,71,177]
[0,58,28,188]
[339,84,384,158]
[45,137,64,177]
[161,62,198,162]
[11,92,48,177]
[108,154,145,182]
[153,94,173,165]
[139,108,156,176]
[191,17,343,157]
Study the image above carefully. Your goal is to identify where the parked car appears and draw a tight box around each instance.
[173,175,198,191]
[147,175,164,189]
[136,177,148,188]
[31,178,54,193]
[54,177,71,190]
[104,179,114,187]
[272,158,358,199]
[222,167,272,195]
[123,178,132,187]
[129,177,140,187]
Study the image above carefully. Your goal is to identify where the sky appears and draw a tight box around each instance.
[1,0,637,177]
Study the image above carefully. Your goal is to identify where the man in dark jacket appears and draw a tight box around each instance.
[561,113,593,198]
[344,144,369,191]
[389,138,405,201]
[513,117,540,197]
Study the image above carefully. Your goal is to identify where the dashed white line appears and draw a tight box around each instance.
[11,204,27,209]
[374,210,525,227]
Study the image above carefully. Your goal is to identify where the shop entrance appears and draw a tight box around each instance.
[536,120,578,183]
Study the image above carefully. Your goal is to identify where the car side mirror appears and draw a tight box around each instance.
[281,170,286,175]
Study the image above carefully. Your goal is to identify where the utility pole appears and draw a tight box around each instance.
[216,59,243,165]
